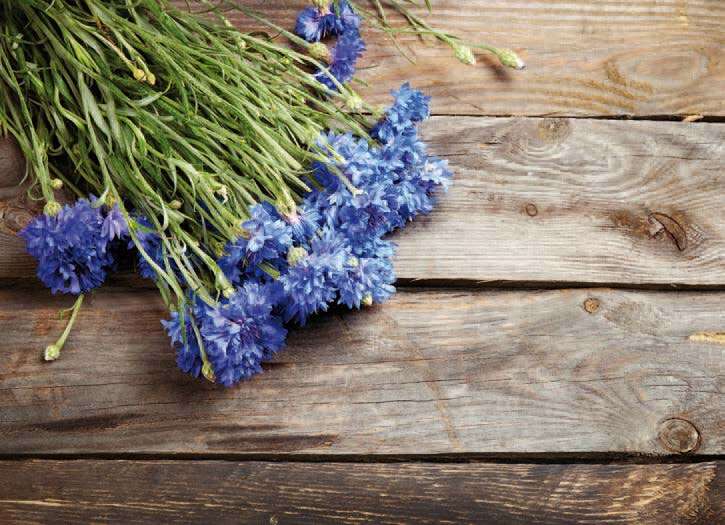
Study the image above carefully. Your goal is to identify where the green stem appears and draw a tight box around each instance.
[44,294,85,361]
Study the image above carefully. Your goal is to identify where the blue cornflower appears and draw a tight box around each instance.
[295,5,337,42]
[295,1,360,42]
[372,83,431,144]
[201,282,287,387]
[284,202,322,245]
[101,204,129,242]
[315,29,365,90]
[218,203,293,284]
[337,255,396,309]
[279,227,350,325]
[162,297,208,379]
[131,216,165,280]
[20,199,113,294]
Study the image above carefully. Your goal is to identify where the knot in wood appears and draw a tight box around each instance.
[524,203,538,217]
[658,418,700,454]
[583,298,600,314]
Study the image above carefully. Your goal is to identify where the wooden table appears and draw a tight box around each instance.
[1,1,723,523]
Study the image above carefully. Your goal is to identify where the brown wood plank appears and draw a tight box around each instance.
[178,0,725,117]
[3,119,724,286]
[0,460,721,524]
[1,286,722,456]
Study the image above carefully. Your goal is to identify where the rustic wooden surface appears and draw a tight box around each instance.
[4,120,725,286]
[1,285,723,456]
[1,1,724,523]
[0,461,721,524]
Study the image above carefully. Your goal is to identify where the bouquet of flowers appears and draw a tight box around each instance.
[1,0,522,386]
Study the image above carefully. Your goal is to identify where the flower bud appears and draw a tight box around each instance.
[50,178,63,190]
[133,68,146,81]
[308,42,331,63]
[312,0,329,13]
[495,48,525,70]
[44,344,60,361]
[346,93,363,112]
[453,43,476,65]
[169,199,183,210]
[362,294,373,307]
[287,246,308,266]
[43,201,62,217]
[146,72,157,86]
[202,361,216,382]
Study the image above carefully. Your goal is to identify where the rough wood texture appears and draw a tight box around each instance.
[3,119,724,286]
[0,460,721,524]
[1,286,722,456]
[180,0,725,117]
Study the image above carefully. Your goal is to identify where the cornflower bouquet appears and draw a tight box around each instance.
[1,1,523,386]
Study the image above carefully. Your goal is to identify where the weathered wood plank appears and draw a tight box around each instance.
[0,460,721,524]
[181,0,725,117]
[3,119,724,286]
[1,286,722,455]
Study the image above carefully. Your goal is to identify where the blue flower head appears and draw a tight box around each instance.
[201,282,287,387]
[162,297,208,379]
[315,29,365,90]
[279,227,350,325]
[20,199,114,294]
[295,1,360,42]
[130,216,165,280]
[218,203,293,284]
[101,203,129,242]
[372,83,431,144]
[337,255,396,309]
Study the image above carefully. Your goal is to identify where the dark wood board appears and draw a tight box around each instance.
[0,460,721,524]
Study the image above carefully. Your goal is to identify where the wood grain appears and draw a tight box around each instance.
[0,460,721,524]
[1,286,722,456]
[178,0,725,117]
[3,119,724,286]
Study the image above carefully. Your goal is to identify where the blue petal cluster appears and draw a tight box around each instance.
[315,30,366,90]
[218,202,293,284]
[161,297,206,379]
[164,83,452,386]
[20,199,127,294]
[295,1,360,42]
[131,216,165,280]
[200,282,287,387]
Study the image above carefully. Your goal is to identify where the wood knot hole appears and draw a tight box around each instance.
[658,418,700,454]
[583,298,600,314]
[648,212,688,251]
[524,203,538,217]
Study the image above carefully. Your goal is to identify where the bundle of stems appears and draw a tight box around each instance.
[0,0,371,308]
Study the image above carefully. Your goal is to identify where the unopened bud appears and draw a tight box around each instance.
[169,199,182,210]
[362,294,373,307]
[202,361,216,382]
[44,344,60,361]
[453,43,476,65]
[145,72,156,86]
[346,93,363,112]
[495,48,525,70]
[308,42,331,63]
[133,68,146,81]
[312,0,329,12]
[287,246,308,266]
[43,201,62,217]
[50,178,63,190]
